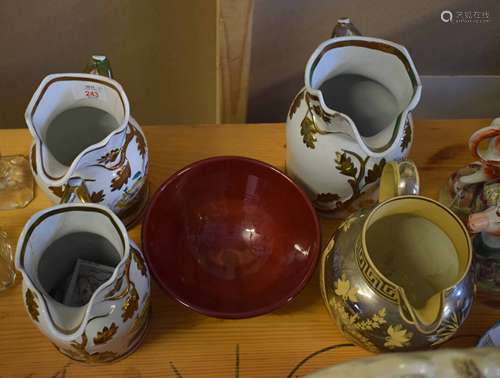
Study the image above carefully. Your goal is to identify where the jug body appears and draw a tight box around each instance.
[320,161,474,352]
[26,73,149,226]
[286,36,421,215]
[15,203,151,362]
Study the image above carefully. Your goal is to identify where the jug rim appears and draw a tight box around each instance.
[304,36,422,157]
[15,202,130,340]
[25,73,131,185]
[359,195,472,331]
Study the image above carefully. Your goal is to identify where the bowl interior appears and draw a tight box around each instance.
[142,157,320,317]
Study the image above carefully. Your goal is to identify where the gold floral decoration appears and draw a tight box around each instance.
[135,130,147,157]
[89,190,105,203]
[59,333,117,363]
[48,185,65,198]
[331,299,379,353]
[105,275,124,299]
[428,300,472,347]
[103,252,140,322]
[355,308,387,331]
[128,295,151,347]
[122,286,139,322]
[132,248,147,277]
[25,288,39,322]
[111,162,131,192]
[91,124,137,192]
[335,150,386,200]
[288,90,304,119]
[384,324,413,349]
[93,323,118,345]
[301,115,318,149]
[400,122,412,152]
[339,215,357,233]
[334,274,358,302]
[298,93,329,149]
[98,148,120,165]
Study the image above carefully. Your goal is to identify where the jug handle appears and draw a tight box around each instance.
[331,17,362,38]
[60,177,91,204]
[378,160,420,203]
[84,55,113,78]
[469,120,500,167]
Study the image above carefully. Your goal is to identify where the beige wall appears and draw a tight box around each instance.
[0,0,218,129]
[248,0,500,122]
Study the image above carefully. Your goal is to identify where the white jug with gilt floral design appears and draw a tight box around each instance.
[25,71,149,226]
[15,180,151,363]
[286,18,421,215]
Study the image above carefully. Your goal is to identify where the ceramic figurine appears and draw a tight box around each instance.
[439,119,500,295]
[286,18,421,216]
[25,65,149,227]
[306,348,500,377]
[15,179,151,363]
[321,161,474,352]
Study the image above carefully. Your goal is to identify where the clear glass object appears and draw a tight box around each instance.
[0,155,34,210]
[0,230,15,291]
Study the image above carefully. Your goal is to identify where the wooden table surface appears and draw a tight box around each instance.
[0,120,499,378]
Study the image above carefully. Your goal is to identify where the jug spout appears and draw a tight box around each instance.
[15,201,130,337]
[304,36,421,157]
[25,73,131,183]
[399,290,445,333]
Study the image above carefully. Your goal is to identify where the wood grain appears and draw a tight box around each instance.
[0,120,498,377]
[217,0,254,123]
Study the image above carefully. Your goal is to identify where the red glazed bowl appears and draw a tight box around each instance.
[142,156,320,318]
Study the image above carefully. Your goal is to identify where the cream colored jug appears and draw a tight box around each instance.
[15,180,151,362]
[286,19,421,215]
[321,161,474,352]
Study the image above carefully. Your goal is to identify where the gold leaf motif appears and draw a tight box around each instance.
[122,285,139,321]
[97,148,120,165]
[111,161,131,192]
[89,190,105,203]
[453,359,484,378]
[365,159,386,185]
[60,332,118,363]
[132,248,147,276]
[128,295,150,347]
[356,308,387,331]
[25,288,39,322]
[331,298,380,352]
[105,275,124,299]
[335,151,357,178]
[289,90,305,118]
[400,122,412,152]
[49,185,65,198]
[339,215,357,232]
[300,115,317,149]
[311,103,333,123]
[93,323,118,345]
[135,130,147,157]
[334,273,358,302]
[384,324,413,349]
[429,311,462,346]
